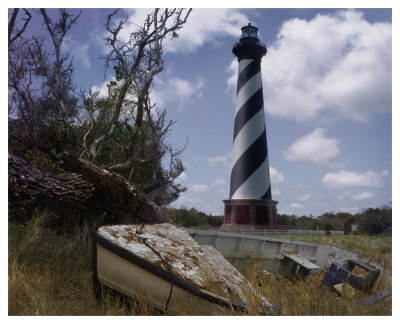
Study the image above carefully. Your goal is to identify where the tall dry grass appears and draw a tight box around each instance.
[243,260,391,316]
[8,211,159,315]
[8,212,392,315]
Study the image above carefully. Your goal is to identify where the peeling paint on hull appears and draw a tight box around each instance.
[92,223,273,315]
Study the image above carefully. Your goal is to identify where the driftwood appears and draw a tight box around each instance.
[8,152,169,224]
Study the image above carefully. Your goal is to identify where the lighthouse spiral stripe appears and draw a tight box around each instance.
[230,58,272,200]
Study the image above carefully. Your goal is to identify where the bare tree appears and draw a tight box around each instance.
[8,8,36,135]
[81,9,191,161]
[79,8,191,204]
[8,9,80,149]
[8,9,31,49]
[38,9,81,122]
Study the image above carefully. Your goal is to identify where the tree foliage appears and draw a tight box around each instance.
[323,222,333,235]
[357,206,392,235]
[8,8,192,218]
[166,207,224,228]
[277,206,392,235]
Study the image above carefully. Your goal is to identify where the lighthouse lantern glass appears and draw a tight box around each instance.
[242,25,258,39]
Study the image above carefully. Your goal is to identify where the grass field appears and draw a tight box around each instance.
[8,215,392,315]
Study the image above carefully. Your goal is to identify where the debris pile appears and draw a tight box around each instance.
[351,265,369,278]
[306,268,328,284]
[321,259,380,291]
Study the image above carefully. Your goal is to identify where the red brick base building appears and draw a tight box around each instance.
[220,199,288,231]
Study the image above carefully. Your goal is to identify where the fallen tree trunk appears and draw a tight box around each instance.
[8,152,94,214]
[63,152,169,224]
[8,152,170,224]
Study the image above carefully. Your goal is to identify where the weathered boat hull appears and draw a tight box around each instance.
[185,228,330,275]
[184,228,391,285]
[92,230,244,315]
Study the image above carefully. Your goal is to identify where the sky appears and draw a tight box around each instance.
[6,4,394,217]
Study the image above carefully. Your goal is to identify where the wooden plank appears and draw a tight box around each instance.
[282,251,320,270]
[353,288,392,305]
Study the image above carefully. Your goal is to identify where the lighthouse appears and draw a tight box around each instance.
[221,23,279,230]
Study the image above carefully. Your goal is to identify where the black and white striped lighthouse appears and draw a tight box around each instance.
[221,23,279,230]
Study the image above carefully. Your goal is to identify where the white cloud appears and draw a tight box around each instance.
[337,193,346,200]
[63,36,91,69]
[91,79,112,98]
[92,73,205,112]
[152,76,205,110]
[165,9,248,53]
[322,169,388,188]
[297,193,311,202]
[189,178,226,194]
[337,190,376,201]
[210,178,227,187]
[206,153,231,170]
[351,191,375,201]
[272,188,281,196]
[218,188,229,195]
[227,10,391,122]
[122,9,248,54]
[175,172,187,183]
[226,59,238,95]
[289,203,305,209]
[270,167,285,185]
[283,128,339,166]
[176,196,202,205]
[171,77,205,108]
[190,184,210,192]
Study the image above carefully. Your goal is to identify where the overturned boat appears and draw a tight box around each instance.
[92,223,273,315]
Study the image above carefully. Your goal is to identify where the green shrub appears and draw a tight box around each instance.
[166,207,223,228]
[358,206,392,235]
[323,222,333,235]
